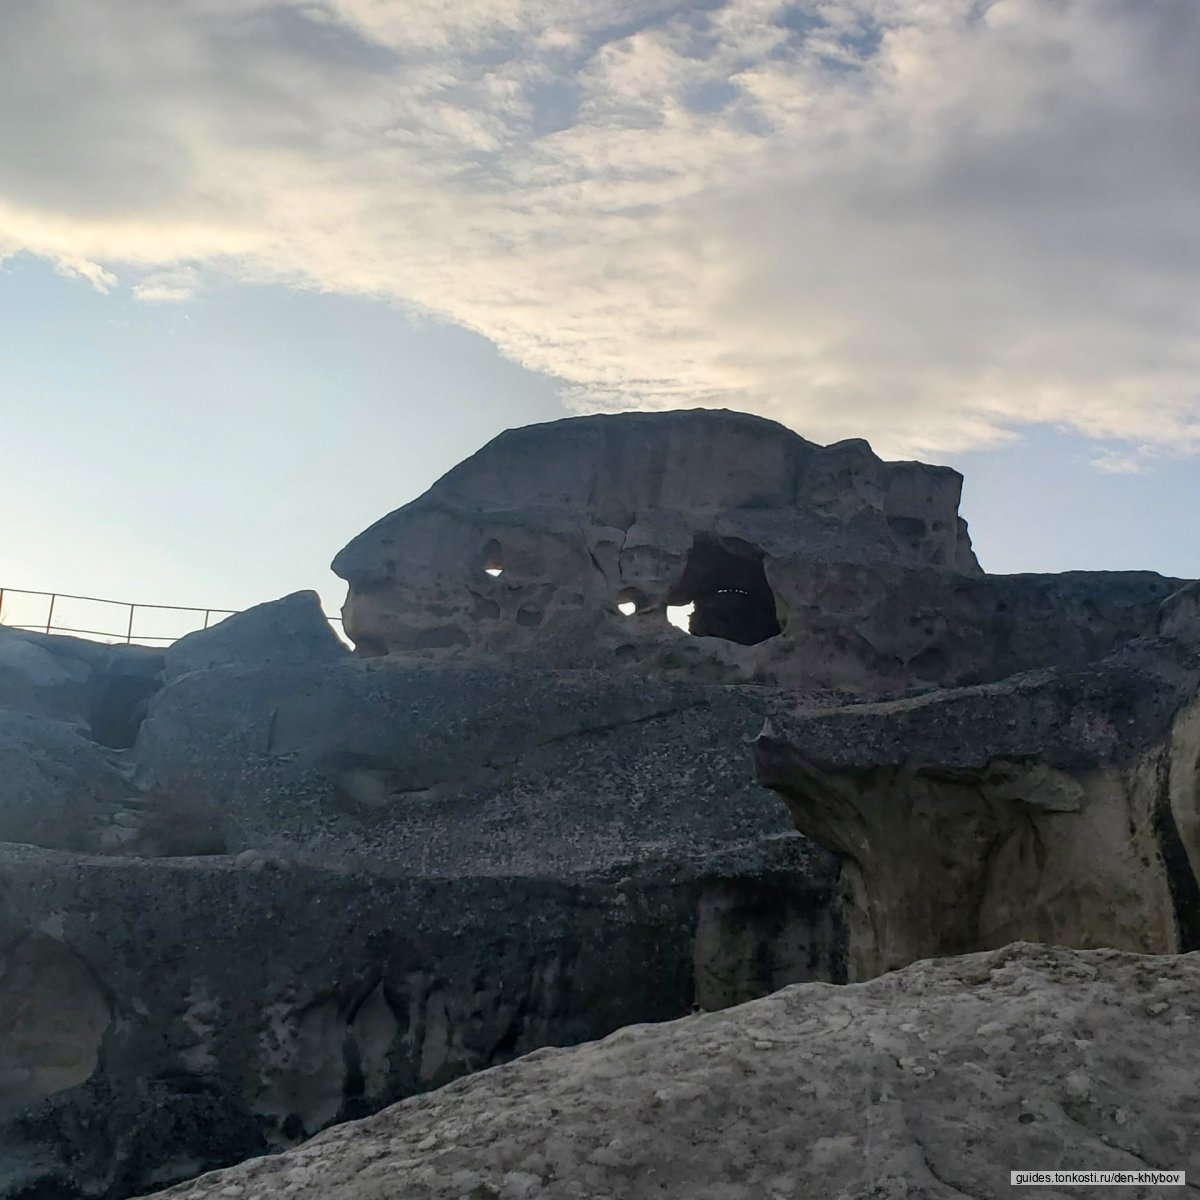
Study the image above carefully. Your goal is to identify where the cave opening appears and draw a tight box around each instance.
[667,535,781,645]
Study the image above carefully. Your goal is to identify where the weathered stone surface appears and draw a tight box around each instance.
[1157,579,1200,644]
[332,411,981,672]
[0,711,222,861]
[164,591,346,682]
[756,594,1200,980]
[135,658,833,882]
[754,562,1182,694]
[331,411,1181,698]
[0,712,139,853]
[0,842,836,1199]
[0,627,163,748]
[138,942,1200,1200]
[0,649,842,1198]
[3,411,1196,1200]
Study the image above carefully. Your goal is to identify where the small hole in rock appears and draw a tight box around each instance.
[616,587,648,617]
[481,538,504,577]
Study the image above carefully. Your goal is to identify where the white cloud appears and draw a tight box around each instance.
[0,0,1197,459]
[132,266,203,303]
[51,256,117,293]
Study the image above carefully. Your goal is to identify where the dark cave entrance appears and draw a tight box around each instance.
[668,535,781,646]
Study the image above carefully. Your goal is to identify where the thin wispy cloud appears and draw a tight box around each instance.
[1,0,1196,458]
[133,266,203,303]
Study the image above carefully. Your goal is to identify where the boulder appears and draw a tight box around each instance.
[0,629,90,726]
[163,592,346,682]
[136,942,1200,1200]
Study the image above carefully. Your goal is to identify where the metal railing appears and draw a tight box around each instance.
[0,586,344,646]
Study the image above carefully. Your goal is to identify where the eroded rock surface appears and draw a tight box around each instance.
[1,600,843,1197]
[136,657,833,883]
[2,412,1196,1199]
[332,411,982,682]
[0,712,140,853]
[0,627,163,748]
[757,583,1200,980]
[0,834,837,1199]
[0,932,110,1109]
[139,943,1200,1200]
[164,591,346,682]
[332,411,1180,697]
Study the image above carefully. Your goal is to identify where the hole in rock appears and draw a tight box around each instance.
[481,539,504,577]
[667,604,695,632]
[667,535,781,645]
[616,587,648,617]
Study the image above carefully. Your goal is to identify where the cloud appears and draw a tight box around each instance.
[51,255,117,293]
[0,0,1197,458]
[132,266,203,303]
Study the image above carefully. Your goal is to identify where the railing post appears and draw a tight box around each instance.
[45,594,56,635]
[126,603,135,644]
[203,609,211,630]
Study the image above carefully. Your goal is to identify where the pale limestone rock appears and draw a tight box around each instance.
[331,411,1180,698]
[332,411,981,679]
[756,594,1200,981]
[136,943,1200,1200]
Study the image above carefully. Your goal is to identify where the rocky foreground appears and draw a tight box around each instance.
[141,943,1200,1200]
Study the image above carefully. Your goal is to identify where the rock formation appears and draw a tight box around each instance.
[137,942,1200,1200]
[756,582,1200,981]
[0,410,1196,1199]
[332,411,1176,695]
[0,584,840,1198]
[0,629,162,749]
[333,411,983,681]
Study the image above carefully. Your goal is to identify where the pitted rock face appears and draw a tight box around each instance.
[332,410,979,671]
[755,591,1200,981]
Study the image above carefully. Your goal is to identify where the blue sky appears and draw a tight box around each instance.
[1,0,1197,636]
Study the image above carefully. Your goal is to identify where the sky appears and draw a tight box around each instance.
[0,0,1197,640]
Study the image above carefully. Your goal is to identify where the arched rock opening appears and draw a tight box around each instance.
[668,536,781,646]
